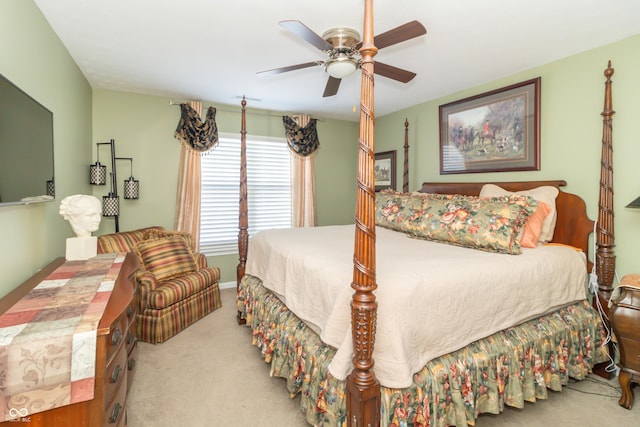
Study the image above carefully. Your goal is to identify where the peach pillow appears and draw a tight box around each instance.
[520,202,551,248]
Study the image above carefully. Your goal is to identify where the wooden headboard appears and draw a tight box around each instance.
[418,180,595,269]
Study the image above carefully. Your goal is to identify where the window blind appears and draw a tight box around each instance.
[200,133,292,256]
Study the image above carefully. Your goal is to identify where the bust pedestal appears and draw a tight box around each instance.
[66,236,97,260]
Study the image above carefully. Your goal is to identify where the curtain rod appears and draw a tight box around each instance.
[169,100,324,122]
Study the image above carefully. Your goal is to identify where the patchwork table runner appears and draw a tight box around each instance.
[0,253,125,421]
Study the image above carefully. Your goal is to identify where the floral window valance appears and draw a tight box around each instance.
[175,103,219,153]
[283,115,320,157]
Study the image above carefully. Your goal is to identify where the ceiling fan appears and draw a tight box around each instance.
[257,20,427,97]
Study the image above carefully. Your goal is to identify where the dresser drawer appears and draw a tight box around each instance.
[618,336,640,373]
[126,322,137,352]
[104,380,127,426]
[126,300,136,336]
[127,339,139,393]
[105,312,129,363]
[126,299,136,324]
[104,339,128,405]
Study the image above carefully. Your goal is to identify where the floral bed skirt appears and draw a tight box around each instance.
[237,274,608,427]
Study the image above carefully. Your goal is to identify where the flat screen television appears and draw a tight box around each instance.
[0,73,55,206]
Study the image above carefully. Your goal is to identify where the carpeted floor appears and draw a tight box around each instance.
[127,288,640,426]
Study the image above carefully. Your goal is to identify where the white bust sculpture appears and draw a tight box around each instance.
[59,195,102,260]
[59,194,102,237]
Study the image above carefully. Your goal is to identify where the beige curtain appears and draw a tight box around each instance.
[289,114,317,227]
[174,101,203,251]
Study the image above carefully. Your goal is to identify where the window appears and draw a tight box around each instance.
[200,133,292,256]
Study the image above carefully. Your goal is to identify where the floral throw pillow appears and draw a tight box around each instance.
[375,190,428,232]
[479,184,559,242]
[376,191,538,254]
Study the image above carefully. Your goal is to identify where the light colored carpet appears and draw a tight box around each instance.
[127,288,640,426]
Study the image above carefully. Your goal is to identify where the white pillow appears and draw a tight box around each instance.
[479,184,559,242]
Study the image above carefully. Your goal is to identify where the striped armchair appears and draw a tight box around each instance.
[97,227,222,343]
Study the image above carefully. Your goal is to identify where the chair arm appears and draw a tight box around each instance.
[135,270,158,313]
[194,252,208,269]
[201,265,221,282]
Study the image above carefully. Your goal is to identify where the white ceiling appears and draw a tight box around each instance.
[34,0,640,121]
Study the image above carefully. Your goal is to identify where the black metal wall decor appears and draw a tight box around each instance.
[89,139,139,232]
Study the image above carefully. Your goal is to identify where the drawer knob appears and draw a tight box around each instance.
[128,358,136,371]
[110,364,122,384]
[109,402,122,424]
[112,328,122,346]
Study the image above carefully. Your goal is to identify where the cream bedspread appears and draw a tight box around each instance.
[245,224,588,388]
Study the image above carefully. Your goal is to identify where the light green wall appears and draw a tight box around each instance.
[376,34,640,280]
[92,90,359,283]
[2,0,637,296]
[0,0,93,297]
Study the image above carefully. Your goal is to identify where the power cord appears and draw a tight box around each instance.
[588,220,620,376]
[566,376,622,398]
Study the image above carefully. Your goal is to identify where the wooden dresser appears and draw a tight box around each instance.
[610,274,640,410]
[0,253,139,426]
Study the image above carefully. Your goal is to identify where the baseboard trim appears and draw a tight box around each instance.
[219,281,236,290]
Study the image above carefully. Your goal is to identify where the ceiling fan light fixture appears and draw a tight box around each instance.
[325,55,358,79]
[261,20,424,96]
[322,27,361,50]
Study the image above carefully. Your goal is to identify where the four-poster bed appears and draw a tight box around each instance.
[235,2,616,426]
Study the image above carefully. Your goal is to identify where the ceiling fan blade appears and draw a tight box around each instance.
[357,20,427,50]
[374,61,417,83]
[280,20,333,51]
[322,76,341,97]
[257,61,323,77]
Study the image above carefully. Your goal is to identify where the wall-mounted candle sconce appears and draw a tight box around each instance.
[46,178,55,197]
[89,139,140,232]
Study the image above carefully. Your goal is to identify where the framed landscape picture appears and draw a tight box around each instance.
[439,77,541,174]
[374,150,396,192]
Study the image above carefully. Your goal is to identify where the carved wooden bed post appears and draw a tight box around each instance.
[591,61,617,378]
[237,96,248,325]
[403,119,409,192]
[346,0,381,426]
[596,61,616,315]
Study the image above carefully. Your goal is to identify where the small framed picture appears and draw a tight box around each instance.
[375,150,396,192]
[439,78,540,174]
